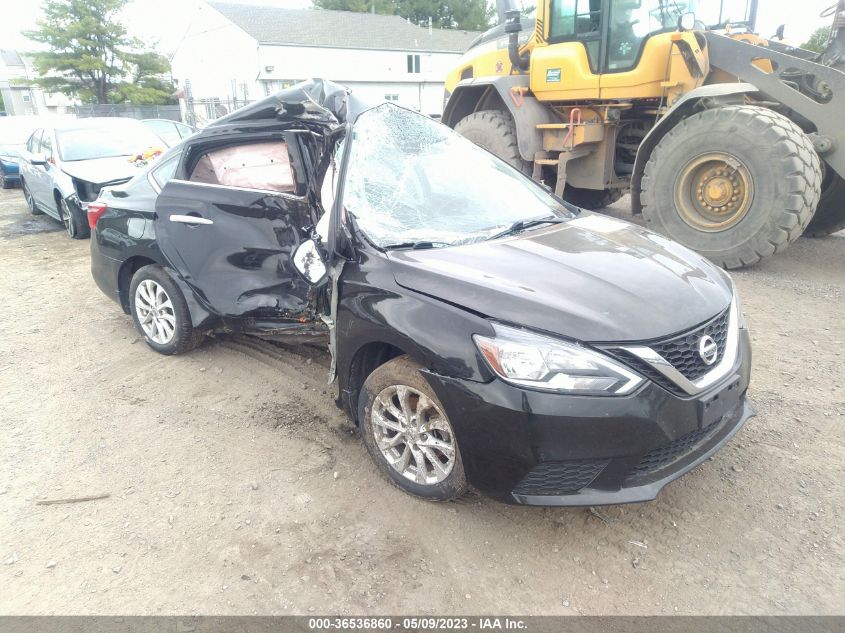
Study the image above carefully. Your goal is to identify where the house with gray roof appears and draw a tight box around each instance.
[0,49,76,116]
[170,2,479,123]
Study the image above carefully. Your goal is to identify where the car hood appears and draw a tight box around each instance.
[61,156,140,185]
[388,214,733,343]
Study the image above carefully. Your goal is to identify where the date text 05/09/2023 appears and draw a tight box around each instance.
[307,617,528,630]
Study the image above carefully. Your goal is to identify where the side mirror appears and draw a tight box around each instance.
[293,239,328,285]
[30,153,48,166]
[677,12,696,31]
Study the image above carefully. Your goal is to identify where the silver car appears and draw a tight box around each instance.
[19,117,165,239]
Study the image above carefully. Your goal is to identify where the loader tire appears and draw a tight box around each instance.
[804,168,845,237]
[454,110,531,175]
[563,185,625,210]
[641,105,821,269]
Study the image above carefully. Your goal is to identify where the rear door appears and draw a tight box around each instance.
[154,133,319,321]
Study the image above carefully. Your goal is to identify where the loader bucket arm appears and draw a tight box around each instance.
[822,0,845,70]
[705,31,845,178]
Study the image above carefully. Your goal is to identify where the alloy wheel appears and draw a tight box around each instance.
[23,184,34,211]
[134,279,177,345]
[370,384,456,485]
[60,199,75,237]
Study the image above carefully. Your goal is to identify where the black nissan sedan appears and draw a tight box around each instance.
[90,79,753,506]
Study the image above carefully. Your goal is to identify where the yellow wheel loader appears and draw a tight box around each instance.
[442,0,845,268]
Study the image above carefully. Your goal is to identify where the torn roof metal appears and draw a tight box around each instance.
[206,79,375,130]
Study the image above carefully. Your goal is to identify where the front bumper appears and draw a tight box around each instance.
[425,328,753,506]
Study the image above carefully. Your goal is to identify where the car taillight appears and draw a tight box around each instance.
[87,202,108,229]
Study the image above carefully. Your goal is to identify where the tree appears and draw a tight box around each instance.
[23,0,173,104]
[802,26,831,54]
[401,0,494,30]
[312,0,494,31]
[312,0,396,14]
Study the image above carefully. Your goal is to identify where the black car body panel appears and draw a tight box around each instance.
[424,331,752,504]
[388,215,732,343]
[154,179,317,320]
[90,79,754,506]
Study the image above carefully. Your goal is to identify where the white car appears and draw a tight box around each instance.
[19,117,165,238]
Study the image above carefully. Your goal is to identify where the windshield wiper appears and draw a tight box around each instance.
[381,241,449,251]
[487,215,568,241]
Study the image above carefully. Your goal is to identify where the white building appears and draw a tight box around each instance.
[170,2,479,123]
[0,49,77,116]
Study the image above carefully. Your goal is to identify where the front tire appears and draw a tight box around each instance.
[0,169,13,189]
[454,110,531,175]
[804,168,845,237]
[358,355,467,501]
[129,265,203,355]
[60,197,89,239]
[641,105,821,269]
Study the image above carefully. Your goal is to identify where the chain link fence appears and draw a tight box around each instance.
[72,103,184,122]
[71,99,256,129]
[182,97,254,128]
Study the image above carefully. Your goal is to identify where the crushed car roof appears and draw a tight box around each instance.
[206,79,374,130]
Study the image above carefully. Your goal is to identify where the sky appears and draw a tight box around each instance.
[0,0,835,57]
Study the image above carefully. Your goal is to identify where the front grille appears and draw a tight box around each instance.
[651,308,730,381]
[609,349,686,396]
[512,459,609,496]
[625,418,723,484]
[605,307,731,394]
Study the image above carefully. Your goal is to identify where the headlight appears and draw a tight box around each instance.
[728,276,747,329]
[473,324,644,395]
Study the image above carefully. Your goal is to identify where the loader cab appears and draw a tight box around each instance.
[530,0,752,101]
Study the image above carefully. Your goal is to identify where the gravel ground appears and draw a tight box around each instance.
[0,188,842,615]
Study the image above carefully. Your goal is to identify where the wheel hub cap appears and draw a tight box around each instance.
[703,176,732,206]
[134,279,176,345]
[61,200,74,235]
[370,384,456,485]
[676,153,753,232]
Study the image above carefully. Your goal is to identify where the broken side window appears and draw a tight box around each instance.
[189,141,296,193]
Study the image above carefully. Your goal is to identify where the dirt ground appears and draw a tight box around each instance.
[0,187,842,616]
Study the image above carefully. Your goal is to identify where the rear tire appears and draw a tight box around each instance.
[358,355,468,502]
[129,265,203,355]
[563,185,625,210]
[804,168,845,237]
[0,169,13,189]
[640,105,821,269]
[454,110,531,175]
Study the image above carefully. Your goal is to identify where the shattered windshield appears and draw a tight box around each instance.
[342,104,575,249]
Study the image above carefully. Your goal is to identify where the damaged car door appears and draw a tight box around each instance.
[154,133,322,329]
